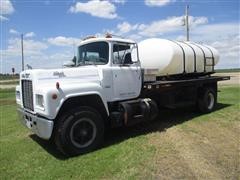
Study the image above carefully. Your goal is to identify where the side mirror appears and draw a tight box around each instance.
[131,48,139,63]
[123,53,134,64]
[63,56,76,67]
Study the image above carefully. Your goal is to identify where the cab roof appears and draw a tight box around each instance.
[79,37,136,46]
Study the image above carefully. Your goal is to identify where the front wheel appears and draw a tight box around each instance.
[54,107,104,156]
[197,87,217,113]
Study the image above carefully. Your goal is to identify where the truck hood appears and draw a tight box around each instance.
[20,66,101,88]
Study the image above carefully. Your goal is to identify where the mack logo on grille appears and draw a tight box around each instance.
[22,73,30,79]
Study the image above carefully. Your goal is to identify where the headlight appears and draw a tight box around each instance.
[16,90,20,101]
[36,94,44,109]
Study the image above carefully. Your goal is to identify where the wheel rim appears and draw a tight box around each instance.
[207,92,215,110]
[70,118,97,148]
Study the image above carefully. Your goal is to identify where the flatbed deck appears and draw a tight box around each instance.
[143,76,230,90]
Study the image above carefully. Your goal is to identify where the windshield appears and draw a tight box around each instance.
[77,41,109,66]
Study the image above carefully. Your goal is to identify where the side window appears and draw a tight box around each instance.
[113,44,131,64]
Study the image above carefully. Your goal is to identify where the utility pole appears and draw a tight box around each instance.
[185,5,189,41]
[21,34,24,71]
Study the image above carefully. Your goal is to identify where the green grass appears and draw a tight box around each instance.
[0,86,239,179]
[215,68,240,73]
[0,89,16,99]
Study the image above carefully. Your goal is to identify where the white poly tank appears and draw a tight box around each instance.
[138,38,219,77]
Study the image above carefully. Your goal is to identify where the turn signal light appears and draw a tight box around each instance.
[52,93,58,100]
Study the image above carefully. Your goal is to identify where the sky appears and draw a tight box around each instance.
[0,0,239,73]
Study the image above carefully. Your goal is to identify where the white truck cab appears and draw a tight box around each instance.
[16,35,229,156]
[16,36,146,155]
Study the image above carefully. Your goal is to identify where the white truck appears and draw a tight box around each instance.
[16,35,229,156]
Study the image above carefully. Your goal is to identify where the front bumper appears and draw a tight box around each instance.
[17,108,54,140]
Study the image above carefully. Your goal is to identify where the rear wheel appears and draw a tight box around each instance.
[197,87,217,113]
[54,107,104,156]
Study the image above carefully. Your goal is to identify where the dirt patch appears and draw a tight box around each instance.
[144,114,240,179]
[143,132,197,179]
[0,99,16,106]
[215,72,240,86]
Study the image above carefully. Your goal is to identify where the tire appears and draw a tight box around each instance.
[54,107,104,156]
[197,87,217,113]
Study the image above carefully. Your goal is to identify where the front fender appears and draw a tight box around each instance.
[44,82,108,120]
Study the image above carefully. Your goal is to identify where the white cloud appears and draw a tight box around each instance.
[191,23,238,40]
[0,0,14,14]
[192,17,208,26]
[25,32,36,38]
[9,29,36,37]
[211,38,239,59]
[0,37,74,73]
[0,15,8,21]
[1,50,73,73]
[138,16,184,36]
[9,28,19,34]
[0,0,14,21]
[189,23,240,69]
[112,0,126,4]
[117,21,139,34]
[69,0,118,19]
[47,36,82,47]
[1,38,48,59]
[27,51,73,69]
[145,0,174,7]
[111,16,208,38]
[139,16,208,37]
[127,34,142,41]
[1,35,83,73]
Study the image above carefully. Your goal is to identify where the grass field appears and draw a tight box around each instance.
[215,68,240,73]
[0,86,239,179]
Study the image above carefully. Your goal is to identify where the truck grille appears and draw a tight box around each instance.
[22,80,34,111]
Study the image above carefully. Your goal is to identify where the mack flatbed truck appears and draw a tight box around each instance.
[16,35,230,156]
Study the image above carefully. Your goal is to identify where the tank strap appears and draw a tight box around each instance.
[180,42,197,72]
[170,40,186,74]
[188,42,207,73]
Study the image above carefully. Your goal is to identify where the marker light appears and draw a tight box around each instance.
[56,82,60,89]
[105,33,112,38]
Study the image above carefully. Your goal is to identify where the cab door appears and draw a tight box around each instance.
[111,43,142,101]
